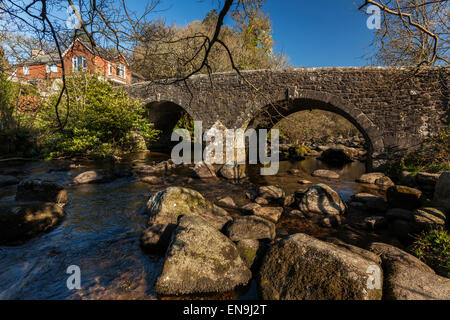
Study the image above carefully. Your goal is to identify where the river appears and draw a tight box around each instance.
[0,153,383,300]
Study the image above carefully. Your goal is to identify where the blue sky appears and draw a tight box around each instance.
[126,0,377,67]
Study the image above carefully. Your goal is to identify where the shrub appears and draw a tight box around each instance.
[410,229,450,278]
[40,73,159,159]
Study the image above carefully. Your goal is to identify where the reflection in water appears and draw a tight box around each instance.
[0,154,379,300]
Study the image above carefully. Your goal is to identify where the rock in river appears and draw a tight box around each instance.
[226,216,276,241]
[15,179,68,204]
[155,215,252,296]
[369,243,450,300]
[146,187,231,230]
[312,170,340,179]
[387,186,422,210]
[299,184,346,216]
[259,233,383,300]
[0,201,66,245]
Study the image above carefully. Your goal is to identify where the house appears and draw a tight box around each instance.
[15,38,134,85]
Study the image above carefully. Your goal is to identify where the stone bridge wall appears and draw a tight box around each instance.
[125,67,449,164]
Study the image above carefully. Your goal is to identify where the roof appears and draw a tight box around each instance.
[19,38,129,67]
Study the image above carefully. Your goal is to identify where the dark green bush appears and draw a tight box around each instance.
[39,73,159,159]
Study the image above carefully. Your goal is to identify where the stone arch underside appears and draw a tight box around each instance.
[244,90,385,168]
[145,100,195,152]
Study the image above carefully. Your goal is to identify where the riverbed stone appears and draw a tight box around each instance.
[387,186,422,210]
[412,207,446,232]
[0,201,66,245]
[255,197,270,205]
[15,179,68,204]
[258,186,285,201]
[193,162,217,179]
[351,193,388,213]
[433,171,450,213]
[357,172,385,184]
[73,170,111,185]
[219,163,246,180]
[299,184,346,216]
[416,172,440,187]
[253,206,284,223]
[312,170,340,179]
[319,148,353,166]
[374,176,395,187]
[140,176,164,185]
[259,233,383,300]
[236,239,261,269]
[0,175,19,187]
[146,187,231,230]
[140,223,176,253]
[369,242,450,300]
[297,179,312,185]
[240,202,261,214]
[217,197,237,209]
[155,215,252,296]
[226,216,276,241]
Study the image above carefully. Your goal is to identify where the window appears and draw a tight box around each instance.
[46,64,58,73]
[72,56,87,72]
[108,62,113,76]
[23,65,29,75]
[116,63,126,79]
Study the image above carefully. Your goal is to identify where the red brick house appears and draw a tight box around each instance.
[15,38,133,85]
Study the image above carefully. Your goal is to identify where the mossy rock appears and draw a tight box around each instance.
[259,233,383,300]
[146,187,231,230]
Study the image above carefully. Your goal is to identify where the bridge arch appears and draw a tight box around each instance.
[244,90,384,169]
[145,100,196,152]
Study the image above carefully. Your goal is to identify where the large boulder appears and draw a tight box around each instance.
[387,186,422,210]
[0,201,66,245]
[226,216,276,241]
[259,234,383,300]
[411,208,446,233]
[299,184,346,216]
[146,187,231,230]
[155,215,252,296]
[369,243,450,300]
[0,175,19,187]
[434,171,450,213]
[15,180,68,204]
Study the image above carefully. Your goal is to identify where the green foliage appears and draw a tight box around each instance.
[384,128,450,177]
[274,110,361,144]
[411,229,450,278]
[40,73,159,159]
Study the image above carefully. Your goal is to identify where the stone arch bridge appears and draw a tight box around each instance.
[125,67,448,168]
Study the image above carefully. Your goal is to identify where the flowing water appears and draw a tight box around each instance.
[0,153,382,300]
